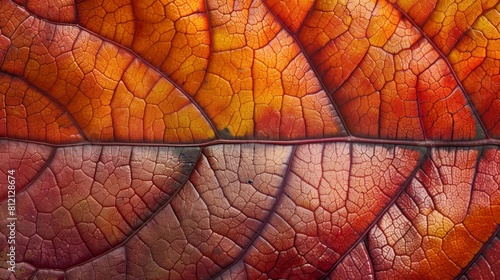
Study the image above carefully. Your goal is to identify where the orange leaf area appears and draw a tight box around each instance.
[0,74,83,143]
[1,0,500,279]
[195,0,345,139]
[299,0,485,140]
[77,0,211,95]
[2,0,497,142]
[450,6,500,138]
[264,0,314,33]
[0,1,215,143]
[0,0,346,143]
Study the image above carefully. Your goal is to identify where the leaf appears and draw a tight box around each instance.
[0,0,499,279]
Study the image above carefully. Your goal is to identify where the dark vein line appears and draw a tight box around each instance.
[4,136,500,149]
[364,234,377,280]
[123,245,128,279]
[29,268,36,280]
[0,70,89,142]
[455,225,500,279]
[91,146,114,249]
[201,0,213,90]
[390,3,491,140]
[398,149,432,224]
[321,144,429,279]
[446,6,498,55]
[259,0,350,136]
[72,0,79,24]
[0,144,56,204]
[210,145,298,279]
[464,146,485,217]
[414,56,428,140]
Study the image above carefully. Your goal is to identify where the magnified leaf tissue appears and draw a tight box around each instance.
[1,0,500,279]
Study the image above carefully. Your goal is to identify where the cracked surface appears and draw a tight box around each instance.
[1,0,500,279]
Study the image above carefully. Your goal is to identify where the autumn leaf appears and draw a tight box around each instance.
[1,0,500,279]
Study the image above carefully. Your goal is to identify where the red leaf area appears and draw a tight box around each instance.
[1,0,500,279]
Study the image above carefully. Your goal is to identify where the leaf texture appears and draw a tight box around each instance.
[1,0,500,279]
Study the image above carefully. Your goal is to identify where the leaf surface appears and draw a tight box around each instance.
[1,0,500,279]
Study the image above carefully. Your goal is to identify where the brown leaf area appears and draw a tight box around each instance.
[1,0,500,279]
